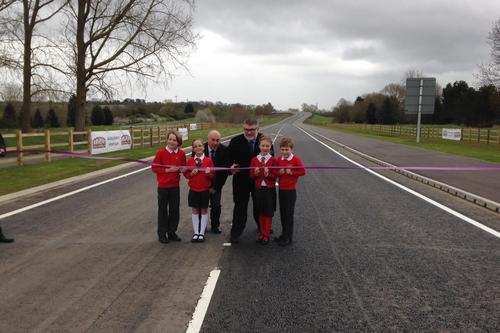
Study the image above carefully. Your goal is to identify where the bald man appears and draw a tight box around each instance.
[192,130,230,233]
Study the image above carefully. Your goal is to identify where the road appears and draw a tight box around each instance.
[1,114,500,332]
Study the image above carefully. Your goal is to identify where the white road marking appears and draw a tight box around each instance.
[0,167,149,220]
[186,269,221,333]
[298,126,500,239]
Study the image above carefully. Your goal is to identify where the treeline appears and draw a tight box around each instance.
[320,80,499,127]
[0,98,276,129]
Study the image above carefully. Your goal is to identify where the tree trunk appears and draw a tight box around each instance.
[21,1,32,133]
[74,0,88,140]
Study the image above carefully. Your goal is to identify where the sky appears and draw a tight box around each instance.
[144,0,500,111]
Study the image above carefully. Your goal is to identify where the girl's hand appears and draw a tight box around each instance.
[286,168,292,175]
[205,167,211,177]
[191,168,198,176]
[264,167,269,177]
[279,168,285,175]
[254,167,259,176]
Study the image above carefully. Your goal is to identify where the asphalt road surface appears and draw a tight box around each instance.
[1,114,500,332]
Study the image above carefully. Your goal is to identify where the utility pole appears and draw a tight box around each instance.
[175,95,177,103]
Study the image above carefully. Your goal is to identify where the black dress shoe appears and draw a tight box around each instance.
[168,233,181,242]
[0,233,14,243]
[261,236,269,245]
[158,235,169,244]
[279,238,292,246]
[273,235,284,242]
[197,235,205,243]
[211,227,222,234]
[270,228,274,234]
[229,235,239,244]
[191,235,199,243]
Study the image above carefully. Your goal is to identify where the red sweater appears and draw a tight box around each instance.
[275,155,306,190]
[250,155,277,188]
[184,156,215,192]
[151,147,187,188]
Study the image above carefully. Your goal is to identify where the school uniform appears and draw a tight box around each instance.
[151,146,186,240]
[275,154,306,244]
[250,154,277,240]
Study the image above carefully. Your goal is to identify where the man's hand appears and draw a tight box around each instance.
[230,164,239,175]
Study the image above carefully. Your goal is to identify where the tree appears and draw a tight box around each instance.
[91,105,105,125]
[476,19,500,88]
[366,102,377,124]
[66,94,77,126]
[377,97,398,125]
[32,108,44,128]
[64,0,200,135]
[45,108,60,127]
[0,0,69,133]
[103,106,114,125]
[2,102,17,128]
[184,102,195,114]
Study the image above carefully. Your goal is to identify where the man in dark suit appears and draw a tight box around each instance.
[192,130,230,233]
[227,119,274,243]
[0,133,14,243]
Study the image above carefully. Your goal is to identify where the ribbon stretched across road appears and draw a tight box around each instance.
[3,150,500,171]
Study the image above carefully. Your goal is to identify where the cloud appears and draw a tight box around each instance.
[148,0,500,110]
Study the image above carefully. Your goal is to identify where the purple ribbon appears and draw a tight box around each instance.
[3,150,500,171]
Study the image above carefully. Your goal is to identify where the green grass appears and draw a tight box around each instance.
[0,114,290,196]
[305,116,500,164]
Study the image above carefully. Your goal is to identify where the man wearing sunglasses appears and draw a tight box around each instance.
[227,118,274,243]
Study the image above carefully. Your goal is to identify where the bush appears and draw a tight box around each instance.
[32,109,44,128]
[2,103,17,128]
[195,108,216,123]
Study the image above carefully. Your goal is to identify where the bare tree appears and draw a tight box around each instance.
[62,0,200,134]
[381,83,405,105]
[0,0,69,132]
[475,19,500,89]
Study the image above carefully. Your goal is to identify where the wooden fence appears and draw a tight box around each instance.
[322,123,500,145]
[0,122,239,166]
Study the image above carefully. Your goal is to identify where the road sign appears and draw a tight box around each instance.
[405,78,436,114]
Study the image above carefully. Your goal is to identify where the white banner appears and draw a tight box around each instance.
[91,130,132,155]
[179,128,189,141]
[190,123,197,130]
[442,128,462,141]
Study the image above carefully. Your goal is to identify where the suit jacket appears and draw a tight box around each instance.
[192,142,230,192]
[0,133,6,157]
[227,132,275,202]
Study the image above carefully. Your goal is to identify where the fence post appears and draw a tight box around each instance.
[477,128,480,144]
[150,127,153,147]
[141,128,144,148]
[487,129,490,145]
[130,127,134,150]
[157,126,161,146]
[88,129,92,155]
[498,129,500,146]
[45,129,51,162]
[17,130,23,166]
[69,129,74,157]
[469,128,471,141]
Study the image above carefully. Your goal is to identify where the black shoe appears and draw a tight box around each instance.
[256,234,264,243]
[270,228,274,234]
[168,233,181,242]
[273,235,284,242]
[158,235,169,244]
[230,235,239,244]
[0,233,14,243]
[211,227,222,234]
[191,234,199,243]
[197,235,205,243]
[261,236,269,245]
[279,238,292,246]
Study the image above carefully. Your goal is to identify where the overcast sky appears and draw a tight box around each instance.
[145,0,500,111]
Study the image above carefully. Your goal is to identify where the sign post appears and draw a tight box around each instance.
[405,78,436,143]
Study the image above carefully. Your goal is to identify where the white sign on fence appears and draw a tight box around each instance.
[190,123,197,131]
[442,128,462,141]
[91,130,132,155]
[179,128,189,141]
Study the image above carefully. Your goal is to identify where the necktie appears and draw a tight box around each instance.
[249,140,254,153]
[261,157,265,166]
[196,158,201,166]
[210,150,216,186]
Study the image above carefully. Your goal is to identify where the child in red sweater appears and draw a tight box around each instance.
[152,130,187,244]
[250,134,277,245]
[274,137,306,246]
[184,139,215,243]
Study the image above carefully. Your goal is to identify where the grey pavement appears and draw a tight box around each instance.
[302,124,500,212]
